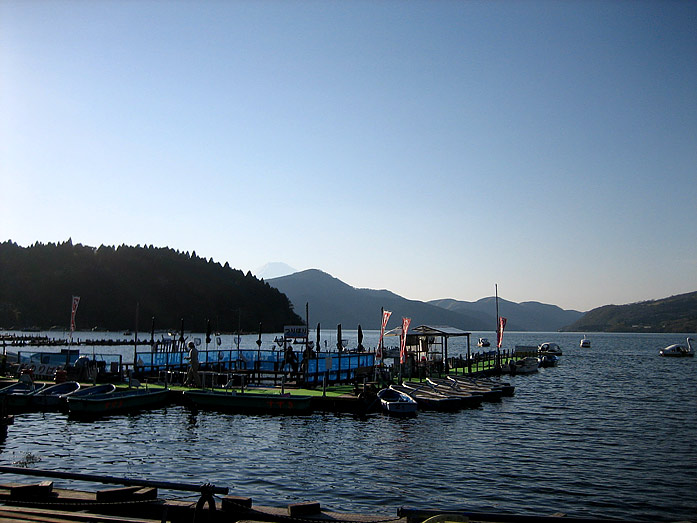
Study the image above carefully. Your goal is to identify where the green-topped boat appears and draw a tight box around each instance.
[66,387,169,416]
[183,389,312,414]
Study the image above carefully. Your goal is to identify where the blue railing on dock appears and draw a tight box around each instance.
[134,348,375,385]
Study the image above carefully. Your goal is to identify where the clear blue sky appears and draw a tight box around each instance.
[1,1,695,312]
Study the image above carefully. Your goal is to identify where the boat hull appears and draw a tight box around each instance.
[377,388,418,414]
[67,389,169,416]
[183,390,312,414]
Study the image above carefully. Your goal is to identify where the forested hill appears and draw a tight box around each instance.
[562,291,697,333]
[0,241,302,332]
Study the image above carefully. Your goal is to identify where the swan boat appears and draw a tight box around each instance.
[659,338,694,357]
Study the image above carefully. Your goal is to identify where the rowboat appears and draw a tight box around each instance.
[29,381,80,409]
[390,383,461,412]
[427,377,501,402]
[407,379,484,408]
[3,382,47,411]
[377,388,418,415]
[63,383,116,398]
[67,388,169,416]
[447,375,515,397]
[183,389,312,414]
[0,381,42,395]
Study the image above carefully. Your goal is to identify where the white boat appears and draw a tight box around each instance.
[377,388,417,414]
[580,336,591,348]
[659,338,694,357]
[538,342,562,356]
[477,338,491,347]
[504,357,539,375]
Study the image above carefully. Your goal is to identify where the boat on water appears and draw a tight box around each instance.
[477,337,491,347]
[183,389,312,414]
[580,335,591,348]
[29,381,80,409]
[391,383,462,412]
[503,357,540,375]
[62,383,116,398]
[67,387,169,416]
[538,342,563,356]
[0,381,44,395]
[427,377,499,403]
[2,382,48,410]
[659,338,694,357]
[539,354,560,367]
[377,388,418,415]
[447,375,515,397]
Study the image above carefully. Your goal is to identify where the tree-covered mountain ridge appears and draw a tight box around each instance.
[562,291,697,333]
[0,240,302,332]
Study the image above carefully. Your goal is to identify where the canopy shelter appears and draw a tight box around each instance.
[384,325,471,372]
[411,325,471,372]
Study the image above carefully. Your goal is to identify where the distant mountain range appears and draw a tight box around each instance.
[562,291,697,333]
[267,269,583,332]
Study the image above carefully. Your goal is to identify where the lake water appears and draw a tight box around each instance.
[1,331,696,522]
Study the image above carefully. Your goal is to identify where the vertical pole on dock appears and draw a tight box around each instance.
[133,301,139,375]
[495,284,500,370]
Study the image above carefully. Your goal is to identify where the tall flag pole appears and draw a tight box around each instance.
[377,309,392,361]
[69,296,80,344]
[400,317,411,365]
[399,317,411,384]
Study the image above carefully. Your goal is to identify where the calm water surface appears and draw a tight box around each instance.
[2,332,696,521]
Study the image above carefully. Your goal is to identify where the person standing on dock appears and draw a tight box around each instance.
[185,341,201,387]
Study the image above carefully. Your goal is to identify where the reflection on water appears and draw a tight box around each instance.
[1,332,696,522]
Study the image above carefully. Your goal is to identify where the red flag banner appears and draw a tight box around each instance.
[400,317,411,364]
[70,296,80,333]
[377,310,392,359]
[497,316,507,348]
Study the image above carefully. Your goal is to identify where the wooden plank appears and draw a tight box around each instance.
[9,481,53,500]
[0,505,162,522]
[287,501,321,516]
[95,485,141,502]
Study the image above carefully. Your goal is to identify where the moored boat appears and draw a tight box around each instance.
[67,387,169,416]
[63,383,116,398]
[503,357,540,375]
[427,377,498,403]
[447,375,515,397]
[183,389,312,414]
[3,382,48,411]
[659,338,694,357]
[391,383,461,412]
[538,342,562,356]
[0,381,42,395]
[377,387,418,415]
[580,335,591,348]
[29,381,80,409]
[539,354,559,367]
[477,337,491,347]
